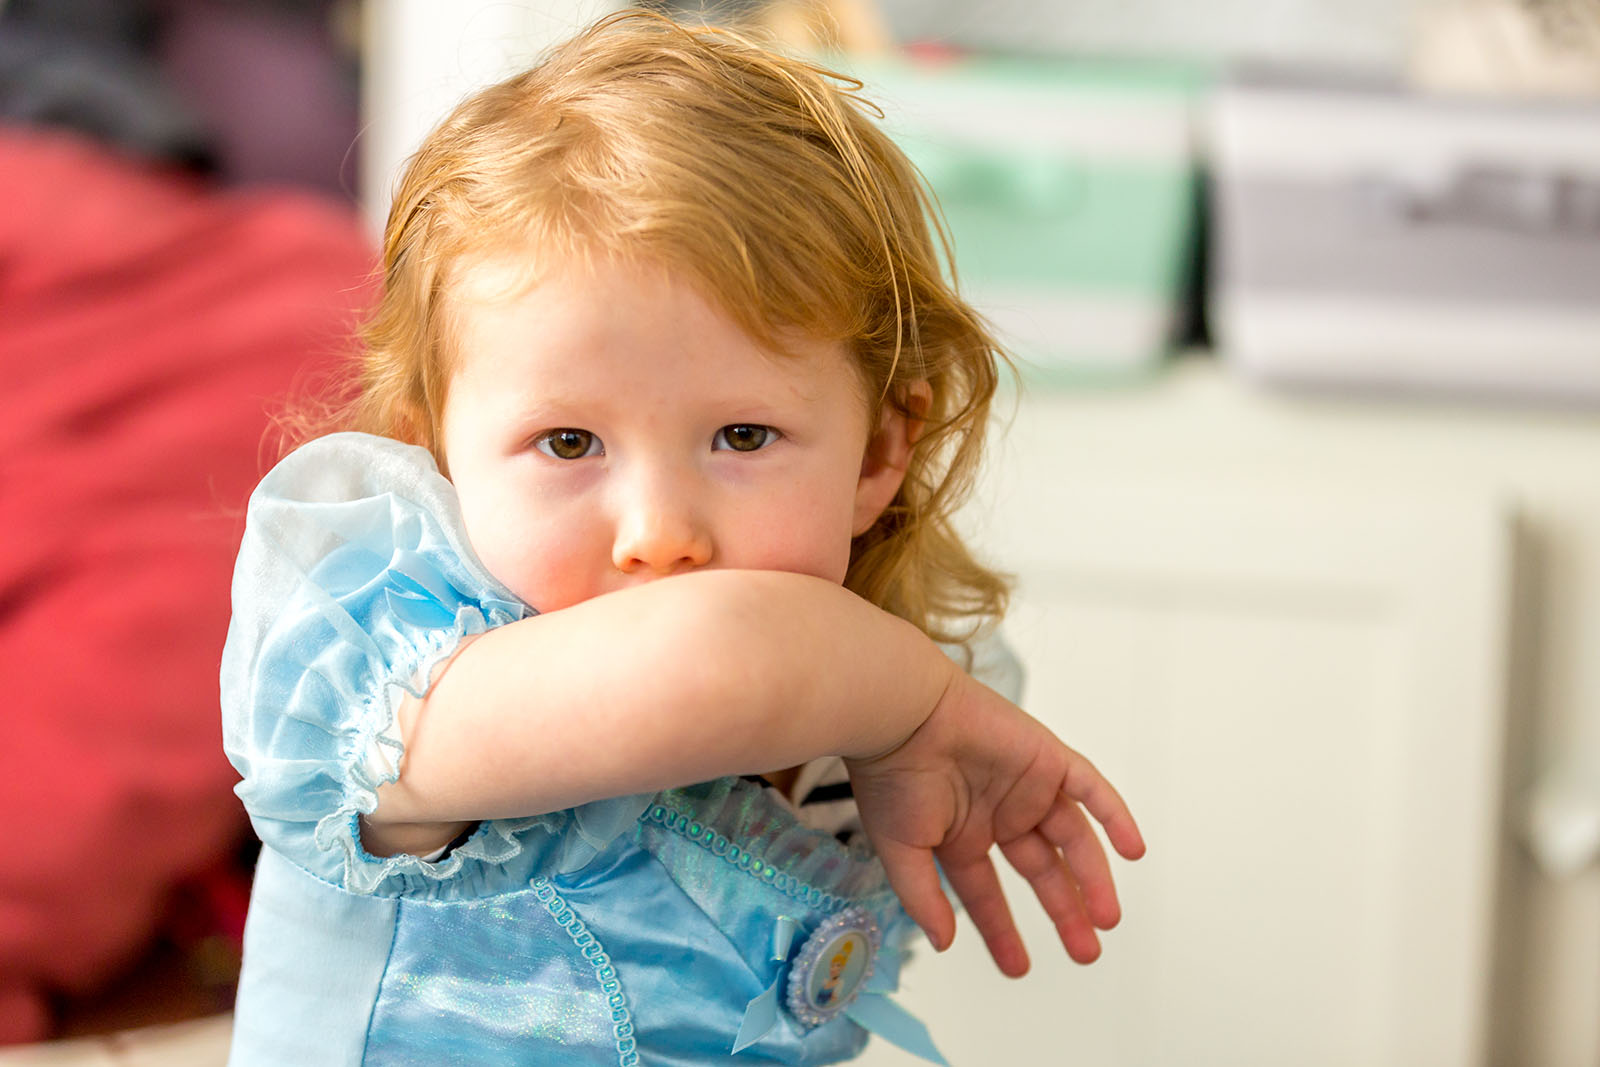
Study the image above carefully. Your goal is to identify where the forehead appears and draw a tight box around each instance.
[448,242,808,342]
[444,249,870,414]
[444,251,870,391]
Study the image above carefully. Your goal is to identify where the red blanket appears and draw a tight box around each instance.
[0,127,375,1041]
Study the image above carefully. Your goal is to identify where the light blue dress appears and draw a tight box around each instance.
[220,433,1017,1066]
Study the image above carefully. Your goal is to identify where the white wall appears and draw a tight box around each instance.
[360,0,621,237]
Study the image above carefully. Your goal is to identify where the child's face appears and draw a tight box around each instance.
[438,253,909,613]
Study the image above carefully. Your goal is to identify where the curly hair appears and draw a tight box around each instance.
[345,9,1010,644]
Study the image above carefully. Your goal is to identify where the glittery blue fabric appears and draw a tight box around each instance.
[220,434,943,1066]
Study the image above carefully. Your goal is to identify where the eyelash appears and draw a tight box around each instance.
[532,425,783,460]
[533,429,602,460]
[713,424,782,452]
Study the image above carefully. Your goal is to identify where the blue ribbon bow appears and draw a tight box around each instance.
[732,915,948,1064]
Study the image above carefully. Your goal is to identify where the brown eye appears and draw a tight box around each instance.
[713,424,779,452]
[535,429,601,460]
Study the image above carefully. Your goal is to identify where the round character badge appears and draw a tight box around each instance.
[785,907,879,1028]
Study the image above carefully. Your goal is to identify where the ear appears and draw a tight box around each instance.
[852,381,931,536]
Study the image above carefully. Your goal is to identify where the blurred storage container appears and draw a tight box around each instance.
[1210,76,1600,403]
[857,56,1210,382]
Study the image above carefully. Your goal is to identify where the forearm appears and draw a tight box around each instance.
[370,569,955,827]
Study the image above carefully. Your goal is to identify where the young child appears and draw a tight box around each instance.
[221,11,1144,1065]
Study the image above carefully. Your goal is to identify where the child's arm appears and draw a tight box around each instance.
[366,567,1142,971]
[369,569,949,830]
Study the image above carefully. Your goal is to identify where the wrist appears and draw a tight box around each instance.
[840,626,962,763]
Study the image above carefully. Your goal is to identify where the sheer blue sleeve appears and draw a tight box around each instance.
[220,433,653,899]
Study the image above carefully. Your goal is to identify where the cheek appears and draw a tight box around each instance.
[735,483,859,583]
[457,495,598,612]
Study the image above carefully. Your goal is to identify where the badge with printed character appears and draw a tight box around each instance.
[785,906,878,1028]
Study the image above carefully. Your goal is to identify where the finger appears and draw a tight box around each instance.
[1062,753,1146,860]
[942,852,1029,978]
[997,829,1085,931]
[874,839,956,952]
[998,830,1102,964]
[1038,799,1122,930]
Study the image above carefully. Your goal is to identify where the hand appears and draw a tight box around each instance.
[845,671,1145,977]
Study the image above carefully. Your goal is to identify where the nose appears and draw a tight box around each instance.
[610,474,713,577]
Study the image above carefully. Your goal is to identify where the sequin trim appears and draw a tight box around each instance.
[644,803,844,912]
[531,879,639,1066]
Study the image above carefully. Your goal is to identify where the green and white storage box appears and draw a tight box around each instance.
[851,56,1210,381]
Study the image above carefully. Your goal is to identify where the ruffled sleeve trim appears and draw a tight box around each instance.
[221,433,652,900]
[306,601,549,897]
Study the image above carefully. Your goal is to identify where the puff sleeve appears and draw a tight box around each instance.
[220,433,653,899]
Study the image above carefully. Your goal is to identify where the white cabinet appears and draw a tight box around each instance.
[864,358,1600,1067]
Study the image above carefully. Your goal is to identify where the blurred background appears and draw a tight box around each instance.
[2,1,1597,1064]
